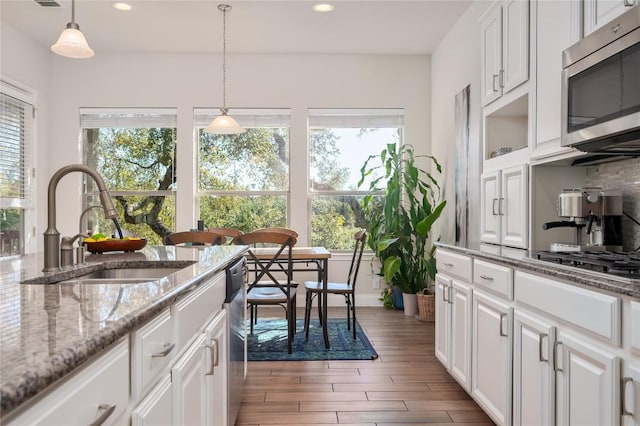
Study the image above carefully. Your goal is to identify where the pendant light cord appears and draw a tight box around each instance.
[219,4,230,114]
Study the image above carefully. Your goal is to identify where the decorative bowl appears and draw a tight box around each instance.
[84,238,147,254]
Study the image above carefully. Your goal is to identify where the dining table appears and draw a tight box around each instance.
[249,246,332,348]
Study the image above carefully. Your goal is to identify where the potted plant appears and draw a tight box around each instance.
[358,143,446,316]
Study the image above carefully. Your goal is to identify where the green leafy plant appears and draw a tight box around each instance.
[358,143,446,295]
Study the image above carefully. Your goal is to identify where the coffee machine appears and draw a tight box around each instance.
[543,187,623,252]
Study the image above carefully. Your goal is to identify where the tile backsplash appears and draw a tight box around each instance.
[585,157,640,251]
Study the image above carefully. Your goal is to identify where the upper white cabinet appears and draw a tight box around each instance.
[480,164,529,249]
[584,0,638,36]
[531,0,579,158]
[480,0,530,107]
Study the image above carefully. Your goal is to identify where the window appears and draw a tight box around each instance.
[81,109,177,245]
[0,85,34,257]
[195,109,290,233]
[308,109,404,250]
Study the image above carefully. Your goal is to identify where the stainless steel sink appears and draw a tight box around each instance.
[71,267,183,280]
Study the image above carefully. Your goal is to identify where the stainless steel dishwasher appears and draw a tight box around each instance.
[224,257,246,426]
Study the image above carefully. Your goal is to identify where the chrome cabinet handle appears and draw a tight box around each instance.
[492,198,498,215]
[442,285,449,302]
[498,198,505,215]
[479,274,494,281]
[443,262,454,268]
[151,342,176,358]
[553,341,563,372]
[492,74,499,92]
[88,404,116,426]
[499,69,504,88]
[621,377,634,416]
[205,340,219,376]
[538,333,548,363]
[499,312,507,337]
[623,0,635,7]
[448,286,454,305]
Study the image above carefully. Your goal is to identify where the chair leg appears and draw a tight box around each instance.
[317,292,323,325]
[345,294,351,331]
[287,298,294,354]
[351,293,357,340]
[304,291,312,340]
[249,303,254,335]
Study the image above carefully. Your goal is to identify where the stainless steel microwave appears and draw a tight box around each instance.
[561,6,640,154]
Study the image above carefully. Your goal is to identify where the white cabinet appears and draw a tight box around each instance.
[132,375,173,426]
[172,333,209,426]
[471,289,512,426]
[513,309,555,426]
[480,164,528,249]
[555,331,620,425]
[622,363,640,425]
[584,0,637,37]
[435,274,452,368]
[531,0,578,157]
[7,339,129,426]
[480,0,530,106]
[204,310,228,426]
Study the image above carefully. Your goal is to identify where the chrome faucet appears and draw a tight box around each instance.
[43,164,118,272]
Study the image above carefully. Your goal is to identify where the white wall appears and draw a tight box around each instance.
[431,1,491,244]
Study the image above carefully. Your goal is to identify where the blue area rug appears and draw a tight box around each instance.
[247,318,378,361]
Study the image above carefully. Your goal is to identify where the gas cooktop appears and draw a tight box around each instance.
[535,250,640,278]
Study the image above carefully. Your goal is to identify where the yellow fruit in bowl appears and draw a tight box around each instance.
[84,237,96,243]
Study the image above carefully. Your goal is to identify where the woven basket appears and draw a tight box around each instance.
[416,289,436,322]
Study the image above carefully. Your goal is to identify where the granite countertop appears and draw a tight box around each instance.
[435,242,640,299]
[0,244,247,418]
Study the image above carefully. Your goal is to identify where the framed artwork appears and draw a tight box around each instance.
[454,85,470,245]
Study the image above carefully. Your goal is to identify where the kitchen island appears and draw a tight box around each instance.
[0,244,247,423]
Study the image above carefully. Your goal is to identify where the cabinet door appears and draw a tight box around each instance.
[481,3,503,106]
[584,0,636,36]
[471,290,512,426]
[172,334,208,426]
[450,280,472,392]
[555,331,620,426]
[204,310,228,426]
[481,171,501,245]
[501,164,528,249]
[502,0,529,93]
[132,375,173,426]
[622,363,640,426]
[513,310,555,426]
[435,274,452,368]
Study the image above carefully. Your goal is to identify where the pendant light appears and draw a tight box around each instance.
[51,0,95,59]
[205,4,246,134]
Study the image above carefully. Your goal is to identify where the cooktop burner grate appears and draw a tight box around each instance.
[535,250,640,278]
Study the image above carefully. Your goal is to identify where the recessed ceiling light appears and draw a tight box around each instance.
[313,3,334,12]
[113,2,132,11]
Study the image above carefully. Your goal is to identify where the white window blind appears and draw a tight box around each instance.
[308,108,404,128]
[194,108,290,128]
[0,92,33,209]
[79,108,177,128]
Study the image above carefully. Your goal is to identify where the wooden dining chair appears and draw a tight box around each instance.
[207,227,244,244]
[253,227,298,238]
[303,229,366,339]
[232,230,298,353]
[163,231,225,246]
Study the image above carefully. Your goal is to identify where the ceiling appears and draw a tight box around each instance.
[1,0,474,55]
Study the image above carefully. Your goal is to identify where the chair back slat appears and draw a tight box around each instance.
[347,229,367,288]
[163,231,224,246]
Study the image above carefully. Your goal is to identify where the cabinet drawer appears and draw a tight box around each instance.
[437,249,472,282]
[474,259,513,300]
[8,339,129,426]
[515,271,621,345]
[173,271,226,349]
[131,308,175,398]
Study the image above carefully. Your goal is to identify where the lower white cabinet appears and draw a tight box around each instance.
[132,375,173,426]
[471,289,512,426]
[622,363,640,426]
[435,273,473,392]
[7,339,129,426]
[513,309,555,426]
[555,331,620,426]
[204,310,228,426]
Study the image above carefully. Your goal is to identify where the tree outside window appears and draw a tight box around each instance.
[309,109,404,250]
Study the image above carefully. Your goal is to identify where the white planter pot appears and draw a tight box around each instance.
[402,292,418,317]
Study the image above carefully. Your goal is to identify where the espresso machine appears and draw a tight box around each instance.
[543,187,623,252]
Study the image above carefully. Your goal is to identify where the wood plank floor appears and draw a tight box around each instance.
[237,306,494,425]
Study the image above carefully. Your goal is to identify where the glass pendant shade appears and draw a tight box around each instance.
[51,24,95,58]
[205,111,245,134]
